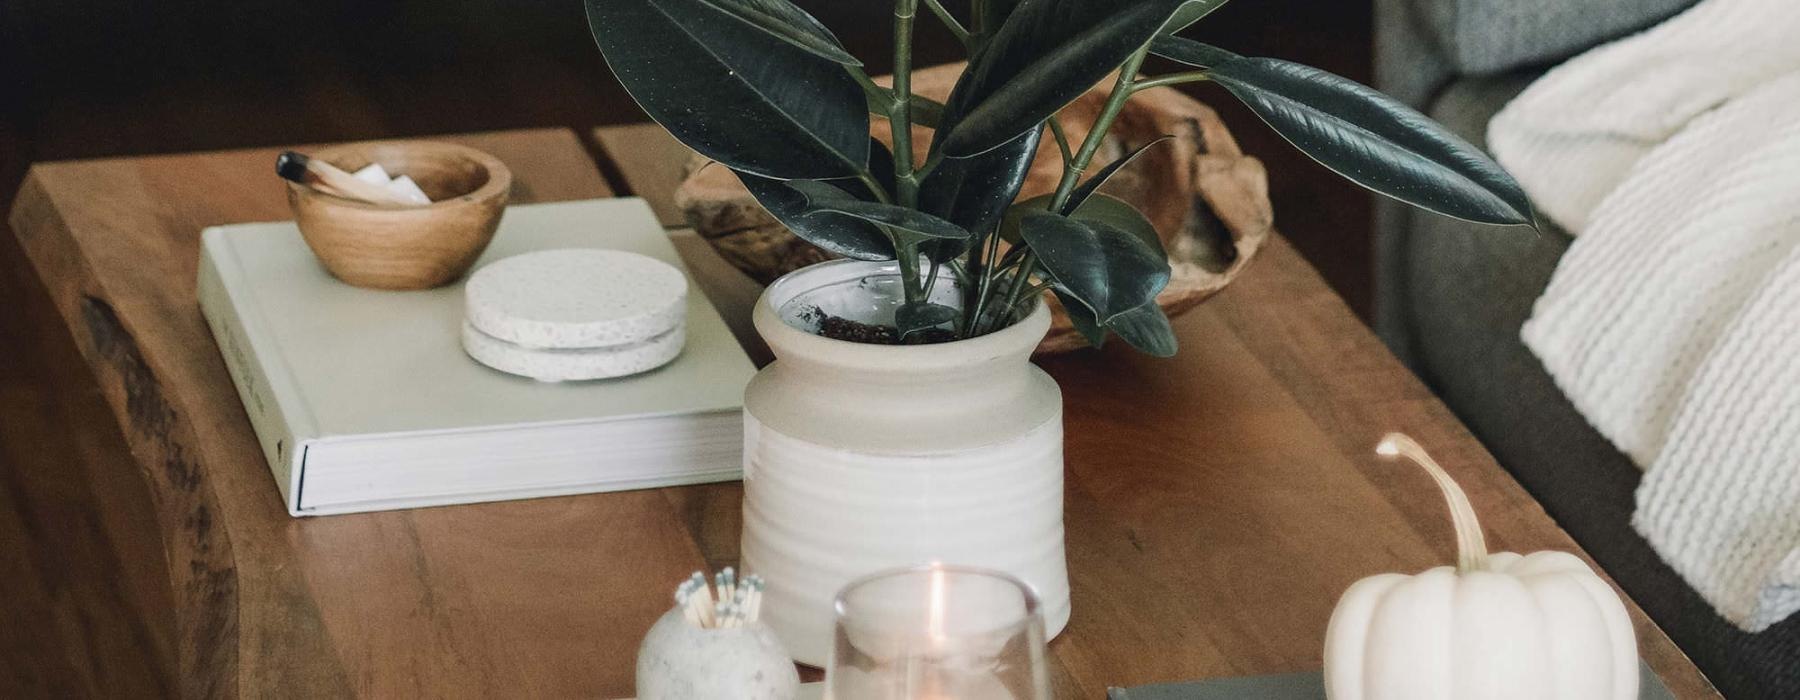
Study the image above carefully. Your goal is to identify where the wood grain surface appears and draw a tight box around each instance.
[2,126,1718,698]
[0,218,178,696]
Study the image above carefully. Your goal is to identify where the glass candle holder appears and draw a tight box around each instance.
[825,564,1051,700]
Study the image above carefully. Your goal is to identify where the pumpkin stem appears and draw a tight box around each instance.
[1376,433,1490,573]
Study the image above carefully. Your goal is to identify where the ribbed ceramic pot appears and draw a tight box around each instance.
[741,259,1070,666]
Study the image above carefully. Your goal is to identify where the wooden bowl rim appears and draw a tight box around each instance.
[287,140,513,211]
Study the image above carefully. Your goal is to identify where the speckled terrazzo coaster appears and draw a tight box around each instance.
[465,248,687,349]
[461,321,684,382]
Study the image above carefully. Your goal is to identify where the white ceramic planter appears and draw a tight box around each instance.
[740,259,1070,666]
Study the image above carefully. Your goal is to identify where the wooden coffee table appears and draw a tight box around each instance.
[3,127,1717,697]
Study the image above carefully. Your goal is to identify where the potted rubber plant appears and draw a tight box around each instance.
[586,0,1532,663]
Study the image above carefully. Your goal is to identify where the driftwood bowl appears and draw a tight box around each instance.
[288,140,512,290]
[675,62,1274,355]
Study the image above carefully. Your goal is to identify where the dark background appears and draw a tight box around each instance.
[0,0,1375,315]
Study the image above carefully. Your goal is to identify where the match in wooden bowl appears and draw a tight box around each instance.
[286,140,512,290]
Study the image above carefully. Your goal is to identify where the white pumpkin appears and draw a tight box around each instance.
[1323,434,1639,700]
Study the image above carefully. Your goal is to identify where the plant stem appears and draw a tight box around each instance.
[946,259,970,287]
[1047,115,1074,167]
[855,170,893,205]
[993,45,1155,326]
[965,248,992,335]
[963,242,985,335]
[922,0,971,48]
[1131,71,1210,93]
[993,260,1035,331]
[993,280,1056,323]
[995,238,1027,270]
[1052,49,1151,211]
[891,0,919,209]
[891,0,922,306]
[897,241,924,305]
[848,66,884,102]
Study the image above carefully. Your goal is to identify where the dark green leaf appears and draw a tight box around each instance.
[1063,136,1173,213]
[1018,211,1171,323]
[919,127,1043,259]
[971,0,1024,55]
[896,302,960,338]
[936,0,1189,157]
[922,234,974,266]
[695,0,861,65]
[787,180,972,241]
[1004,193,1164,251]
[1148,35,1239,68]
[977,0,1023,37]
[1107,301,1177,356]
[1057,289,1176,355]
[587,0,868,179]
[998,193,1055,244]
[865,86,946,128]
[733,138,896,261]
[1204,57,1535,225]
[1054,288,1109,348]
[858,137,898,201]
[1067,195,1165,257]
[1160,0,1230,35]
[739,173,894,260]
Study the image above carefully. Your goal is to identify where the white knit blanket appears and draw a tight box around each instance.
[1489,0,1800,632]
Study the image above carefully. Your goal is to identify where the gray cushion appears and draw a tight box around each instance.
[1381,72,1800,699]
[1404,0,1695,75]
[1375,0,1455,110]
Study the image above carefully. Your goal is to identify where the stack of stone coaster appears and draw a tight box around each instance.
[462,248,687,382]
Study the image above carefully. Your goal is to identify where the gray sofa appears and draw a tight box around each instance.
[1373,1,1799,697]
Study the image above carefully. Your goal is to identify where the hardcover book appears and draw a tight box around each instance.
[198,198,756,516]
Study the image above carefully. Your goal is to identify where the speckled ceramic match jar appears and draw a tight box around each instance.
[635,607,798,700]
[461,248,687,382]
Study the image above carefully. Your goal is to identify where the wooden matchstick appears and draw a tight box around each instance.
[276,151,418,206]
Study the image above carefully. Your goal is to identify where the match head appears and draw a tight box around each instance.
[274,151,311,182]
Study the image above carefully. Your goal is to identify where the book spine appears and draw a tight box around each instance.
[196,230,313,514]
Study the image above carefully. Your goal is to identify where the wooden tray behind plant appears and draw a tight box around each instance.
[675,63,1274,355]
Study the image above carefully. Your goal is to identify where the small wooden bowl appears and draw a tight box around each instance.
[287,140,512,290]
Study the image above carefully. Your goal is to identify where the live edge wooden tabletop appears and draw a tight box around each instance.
[2,126,1717,698]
